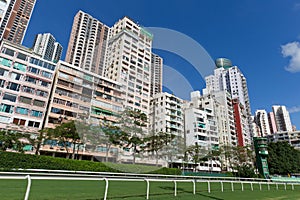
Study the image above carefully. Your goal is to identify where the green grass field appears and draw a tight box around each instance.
[0,179,300,200]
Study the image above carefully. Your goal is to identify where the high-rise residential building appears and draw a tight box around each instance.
[149,92,184,162]
[0,40,56,131]
[0,0,36,44]
[205,58,252,146]
[268,112,278,134]
[202,89,237,147]
[255,109,271,136]
[232,99,251,146]
[186,91,219,150]
[52,42,63,63]
[272,105,293,132]
[150,92,183,135]
[44,61,123,128]
[32,33,62,62]
[150,53,162,97]
[0,0,10,25]
[65,10,109,76]
[104,16,153,115]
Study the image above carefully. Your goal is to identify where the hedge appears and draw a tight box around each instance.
[0,151,181,175]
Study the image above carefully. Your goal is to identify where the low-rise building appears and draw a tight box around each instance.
[0,40,56,132]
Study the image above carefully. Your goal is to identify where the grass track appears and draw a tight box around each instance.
[0,179,300,200]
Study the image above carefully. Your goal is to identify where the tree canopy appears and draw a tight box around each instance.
[268,141,300,175]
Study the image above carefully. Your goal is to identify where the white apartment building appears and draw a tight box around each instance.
[0,40,56,131]
[150,53,163,97]
[255,109,271,136]
[149,92,184,162]
[187,91,219,149]
[104,16,152,115]
[150,92,183,135]
[272,105,293,132]
[65,10,109,76]
[32,33,63,62]
[205,58,252,146]
[203,89,237,147]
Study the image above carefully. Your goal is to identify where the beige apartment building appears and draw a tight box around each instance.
[0,40,56,132]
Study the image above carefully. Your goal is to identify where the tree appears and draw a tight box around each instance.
[268,141,300,175]
[0,130,29,152]
[185,143,209,170]
[83,121,123,162]
[117,109,148,164]
[144,132,175,166]
[49,121,81,159]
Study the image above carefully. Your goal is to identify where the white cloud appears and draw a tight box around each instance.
[281,41,300,72]
[288,106,300,114]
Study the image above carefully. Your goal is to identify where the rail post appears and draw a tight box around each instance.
[104,178,109,200]
[221,181,223,192]
[24,175,31,200]
[145,179,150,199]
[174,180,177,196]
[193,180,196,195]
[207,181,211,193]
[231,181,234,192]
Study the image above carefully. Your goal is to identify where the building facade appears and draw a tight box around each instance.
[44,61,123,128]
[0,40,56,132]
[272,105,293,132]
[104,16,153,115]
[205,58,252,146]
[268,112,278,134]
[150,53,162,97]
[0,0,36,44]
[65,10,109,76]
[32,33,62,62]
[255,109,271,136]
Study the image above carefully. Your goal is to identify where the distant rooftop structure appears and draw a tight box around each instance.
[215,58,232,69]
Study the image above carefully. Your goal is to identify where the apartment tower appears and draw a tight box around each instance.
[104,16,153,115]
[272,105,293,132]
[150,53,163,97]
[255,109,271,136]
[32,33,63,62]
[0,0,36,44]
[205,58,252,146]
[65,10,109,75]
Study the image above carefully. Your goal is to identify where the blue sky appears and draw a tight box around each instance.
[23,0,300,129]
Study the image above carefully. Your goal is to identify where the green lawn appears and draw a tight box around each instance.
[0,179,300,200]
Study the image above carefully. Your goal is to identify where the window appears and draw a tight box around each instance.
[17,52,27,61]
[31,110,43,118]
[0,115,10,123]
[0,79,4,88]
[19,96,32,104]
[36,90,48,97]
[0,68,9,76]
[16,107,29,115]
[51,107,63,114]
[3,93,17,102]
[25,76,36,84]
[41,71,52,78]
[22,86,35,94]
[7,82,20,91]
[33,100,45,107]
[28,121,40,128]
[0,104,14,113]
[10,72,21,80]
[40,81,49,87]
[13,118,26,126]
[2,48,15,56]
[0,57,12,67]
[13,62,26,72]
[28,66,40,74]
